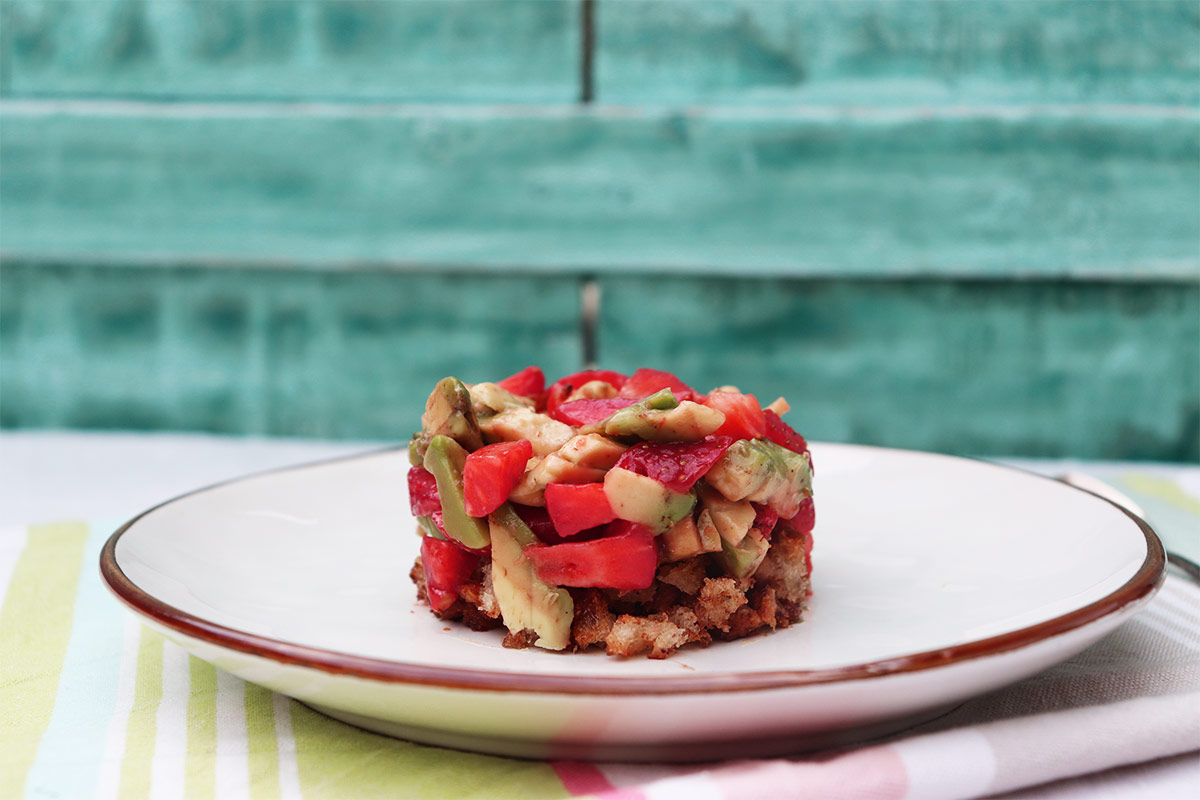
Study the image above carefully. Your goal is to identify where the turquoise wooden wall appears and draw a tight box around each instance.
[2,0,1198,461]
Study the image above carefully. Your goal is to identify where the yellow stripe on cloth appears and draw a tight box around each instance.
[185,656,217,800]
[0,522,89,799]
[289,701,568,800]
[117,627,165,800]
[1120,474,1200,516]
[245,682,281,800]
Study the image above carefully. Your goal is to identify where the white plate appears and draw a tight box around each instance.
[101,444,1164,761]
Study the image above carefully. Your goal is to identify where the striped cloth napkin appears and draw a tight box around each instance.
[2,478,1198,800]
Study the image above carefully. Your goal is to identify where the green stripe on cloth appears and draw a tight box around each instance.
[1120,474,1200,516]
[245,683,281,800]
[289,701,569,799]
[117,627,165,800]
[185,656,217,800]
[0,522,89,798]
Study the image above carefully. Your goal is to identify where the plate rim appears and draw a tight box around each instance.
[99,443,1166,696]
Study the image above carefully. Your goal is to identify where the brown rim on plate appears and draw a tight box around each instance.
[99,445,1167,695]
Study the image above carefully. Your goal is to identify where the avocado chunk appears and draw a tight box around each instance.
[408,431,433,466]
[421,377,484,452]
[704,439,813,519]
[696,484,756,546]
[604,467,696,533]
[586,389,726,442]
[468,381,535,416]
[660,514,721,562]
[488,504,574,651]
[415,516,445,540]
[509,434,628,506]
[478,407,574,457]
[713,527,770,580]
[422,435,490,549]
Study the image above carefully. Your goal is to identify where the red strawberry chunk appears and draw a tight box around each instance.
[420,536,482,612]
[545,369,628,414]
[408,467,441,517]
[752,502,779,537]
[496,365,545,398]
[462,439,533,517]
[526,520,657,590]
[763,409,809,457]
[549,397,636,426]
[617,368,698,402]
[614,435,734,493]
[704,391,766,440]
[512,504,559,543]
[788,496,815,533]
[544,482,617,537]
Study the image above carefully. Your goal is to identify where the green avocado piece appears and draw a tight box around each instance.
[713,528,771,580]
[408,431,433,466]
[604,467,696,533]
[488,504,574,651]
[589,390,725,442]
[422,435,490,549]
[421,377,484,451]
[415,515,445,540]
[704,439,813,519]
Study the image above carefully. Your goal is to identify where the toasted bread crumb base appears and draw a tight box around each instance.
[410,527,811,659]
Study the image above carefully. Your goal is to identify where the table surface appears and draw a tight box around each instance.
[2,430,1196,799]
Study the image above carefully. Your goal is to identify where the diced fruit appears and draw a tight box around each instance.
[421,377,484,451]
[550,397,636,426]
[512,504,559,543]
[526,521,657,590]
[544,482,616,537]
[695,510,723,554]
[564,379,619,403]
[478,407,574,457]
[589,391,726,443]
[420,536,482,612]
[704,438,813,519]
[469,382,535,417]
[408,466,441,517]
[713,528,771,580]
[704,391,766,441]
[614,435,734,493]
[497,365,545,398]
[409,431,433,466]
[788,496,815,534]
[488,504,575,650]
[463,439,533,517]
[752,503,780,537]
[696,484,756,546]
[422,435,491,549]
[660,515,721,562]
[763,409,809,457]
[618,368,698,402]
[603,467,696,533]
[546,369,628,414]
[416,515,445,540]
[509,434,628,505]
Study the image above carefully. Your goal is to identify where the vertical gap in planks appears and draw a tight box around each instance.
[579,0,596,104]
[579,276,600,368]
[577,0,599,367]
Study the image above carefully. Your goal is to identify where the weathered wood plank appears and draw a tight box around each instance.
[1,0,579,102]
[0,260,582,438]
[2,107,1196,279]
[596,0,1200,105]
[597,276,1200,461]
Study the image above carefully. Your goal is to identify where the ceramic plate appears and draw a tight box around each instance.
[100,444,1164,761]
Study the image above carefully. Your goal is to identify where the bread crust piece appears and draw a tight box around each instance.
[409,525,811,659]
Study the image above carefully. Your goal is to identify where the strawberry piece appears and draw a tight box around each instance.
[614,436,734,493]
[617,368,698,402]
[462,439,533,517]
[549,397,636,426]
[545,369,629,415]
[544,482,617,537]
[704,391,766,441]
[408,467,441,517]
[496,365,546,398]
[420,536,481,612]
[752,502,779,537]
[526,520,657,590]
[763,409,809,457]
